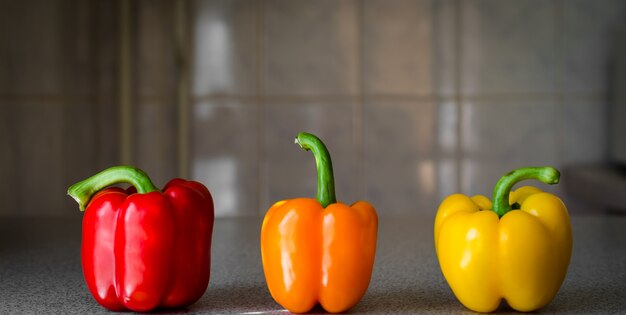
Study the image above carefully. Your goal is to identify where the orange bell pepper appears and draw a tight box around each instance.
[261,132,378,313]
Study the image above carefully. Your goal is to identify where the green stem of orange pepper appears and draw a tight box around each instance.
[67,165,159,211]
[295,132,337,208]
[492,166,560,217]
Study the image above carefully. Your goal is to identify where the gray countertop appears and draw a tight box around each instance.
[1,214,625,314]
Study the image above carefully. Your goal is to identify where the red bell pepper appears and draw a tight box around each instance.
[67,166,214,312]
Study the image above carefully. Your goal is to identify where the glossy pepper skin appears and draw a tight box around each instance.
[67,166,214,312]
[434,167,572,312]
[261,132,378,313]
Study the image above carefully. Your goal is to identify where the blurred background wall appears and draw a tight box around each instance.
[1,0,625,218]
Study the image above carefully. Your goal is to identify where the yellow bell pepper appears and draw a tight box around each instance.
[434,167,572,312]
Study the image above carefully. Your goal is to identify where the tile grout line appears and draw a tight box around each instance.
[12,104,22,214]
[0,91,608,104]
[356,0,366,201]
[454,0,463,194]
[188,93,603,103]
[432,0,444,202]
[555,0,565,170]
[157,3,166,175]
[256,0,267,217]
[92,1,102,170]
[175,0,190,179]
[118,0,133,166]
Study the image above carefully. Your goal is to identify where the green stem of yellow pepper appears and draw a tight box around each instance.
[492,166,560,217]
[295,132,337,208]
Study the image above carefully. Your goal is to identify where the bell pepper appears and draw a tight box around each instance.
[67,166,214,312]
[261,132,378,313]
[434,166,572,312]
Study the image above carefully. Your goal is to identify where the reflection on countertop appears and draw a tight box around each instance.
[0,215,625,314]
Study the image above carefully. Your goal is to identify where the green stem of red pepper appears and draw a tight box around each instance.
[67,165,159,211]
[492,166,560,217]
[295,132,337,208]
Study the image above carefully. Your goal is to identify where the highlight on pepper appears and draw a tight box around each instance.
[434,166,572,312]
[67,165,214,312]
[260,132,378,313]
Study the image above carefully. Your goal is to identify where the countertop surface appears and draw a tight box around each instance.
[1,214,625,314]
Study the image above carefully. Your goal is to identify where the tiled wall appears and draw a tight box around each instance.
[0,0,119,216]
[2,0,625,217]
